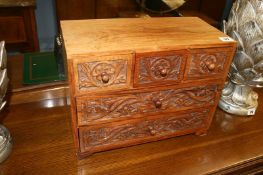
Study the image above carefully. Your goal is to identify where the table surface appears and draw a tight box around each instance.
[0,89,263,175]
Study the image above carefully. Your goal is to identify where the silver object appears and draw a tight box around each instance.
[219,0,263,115]
[0,41,12,163]
[0,124,12,163]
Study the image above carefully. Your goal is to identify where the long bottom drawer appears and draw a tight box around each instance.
[78,108,212,154]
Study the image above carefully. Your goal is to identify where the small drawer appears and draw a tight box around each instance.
[73,54,133,94]
[76,84,218,126]
[185,47,232,79]
[79,108,210,153]
[134,50,186,87]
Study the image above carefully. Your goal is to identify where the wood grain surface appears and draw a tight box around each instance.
[61,17,235,57]
[0,90,263,174]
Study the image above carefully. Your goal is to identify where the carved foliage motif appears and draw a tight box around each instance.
[77,85,217,124]
[77,59,127,90]
[188,52,227,77]
[80,109,209,148]
[138,55,183,84]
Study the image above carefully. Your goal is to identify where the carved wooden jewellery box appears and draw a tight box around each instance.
[61,17,236,158]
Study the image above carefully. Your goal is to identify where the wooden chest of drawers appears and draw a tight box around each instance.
[61,17,236,158]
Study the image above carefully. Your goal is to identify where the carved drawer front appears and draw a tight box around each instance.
[76,85,218,125]
[74,54,132,93]
[79,108,210,153]
[134,51,186,87]
[186,47,232,79]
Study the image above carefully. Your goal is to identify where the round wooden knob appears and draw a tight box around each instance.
[148,126,157,135]
[150,129,157,135]
[206,62,216,71]
[160,68,167,77]
[154,99,162,109]
[101,72,109,83]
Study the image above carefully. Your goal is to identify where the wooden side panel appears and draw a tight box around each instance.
[79,108,210,153]
[0,16,26,43]
[22,7,39,52]
[67,59,80,154]
[0,7,39,52]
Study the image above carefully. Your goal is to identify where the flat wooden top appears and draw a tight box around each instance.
[61,17,235,58]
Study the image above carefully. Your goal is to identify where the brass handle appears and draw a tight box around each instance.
[160,68,168,77]
[101,72,110,83]
[205,61,216,71]
[154,99,162,109]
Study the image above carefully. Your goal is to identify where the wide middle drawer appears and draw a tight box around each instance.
[76,84,219,126]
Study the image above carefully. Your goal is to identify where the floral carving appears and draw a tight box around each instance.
[77,85,217,125]
[188,52,227,77]
[138,55,183,84]
[80,109,209,149]
[77,59,127,90]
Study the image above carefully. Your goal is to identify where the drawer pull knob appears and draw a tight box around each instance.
[206,62,216,71]
[101,72,110,83]
[160,68,168,77]
[154,99,162,109]
[148,126,157,135]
